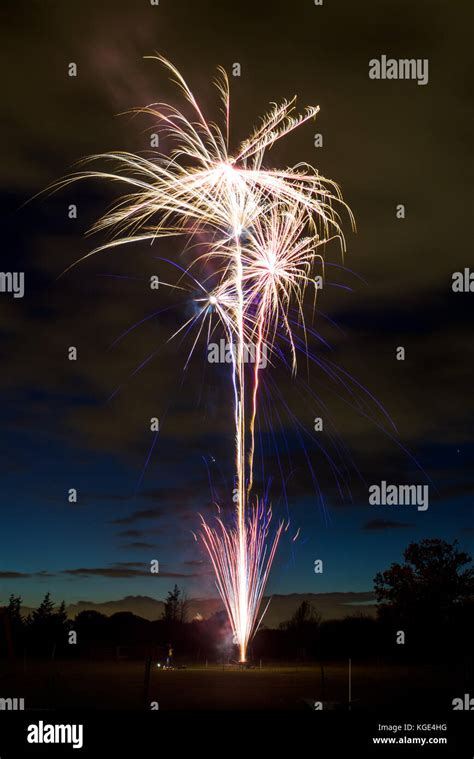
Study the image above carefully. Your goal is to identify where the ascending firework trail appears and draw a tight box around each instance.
[53,56,353,662]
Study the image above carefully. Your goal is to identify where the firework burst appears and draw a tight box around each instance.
[53,56,353,662]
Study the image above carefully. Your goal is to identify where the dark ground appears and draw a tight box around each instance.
[0,658,471,711]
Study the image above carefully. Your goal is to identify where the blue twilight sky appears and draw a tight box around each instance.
[1,0,473,611]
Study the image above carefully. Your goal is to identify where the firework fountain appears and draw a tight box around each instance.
[56,57,353,662]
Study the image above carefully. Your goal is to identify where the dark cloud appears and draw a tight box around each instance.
[110,508,165,525]
[62,566,202,579]
[0,571,32,579]
[0,570,56,579]
[111,561,145,567]
[117,528,163,538]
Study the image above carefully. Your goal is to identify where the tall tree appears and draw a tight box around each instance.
[32,592,55,624]
[6,594,23,628]
[5,594,24,650]
[55,601,68,626]
[28,592,56,653]
[52,601,70,641]
[374,538,474,626]
[163,585,182,622]
[281,601,321,630]
[280,601,321,658]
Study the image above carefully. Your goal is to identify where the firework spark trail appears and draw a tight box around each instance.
[52,56,352,662]
[199,501,284,659]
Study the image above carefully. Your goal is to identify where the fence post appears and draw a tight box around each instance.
[143,656,152,708]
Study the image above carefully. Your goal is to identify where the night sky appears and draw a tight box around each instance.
[1,0,472,612]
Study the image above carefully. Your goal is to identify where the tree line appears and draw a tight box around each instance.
[1,539,473,663]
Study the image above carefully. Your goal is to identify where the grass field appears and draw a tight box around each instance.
[0,658,470,711]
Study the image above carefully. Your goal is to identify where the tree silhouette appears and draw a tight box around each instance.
[281,600,321,631]
[5,594,24,652]
[163,585,182,622]
[374,538,474,629]
[27,594,71,653]
[52,600,70,644]
[75,610,108,631]
[56,601,68,625]
[280,601,321,659]
[32,592,55,624]
[6,594,23,629]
